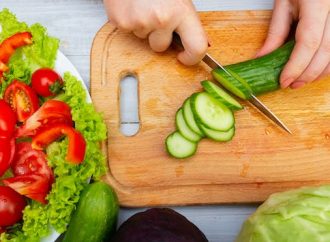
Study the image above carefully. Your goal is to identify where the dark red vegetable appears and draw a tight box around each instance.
[32,68,63,97]
[0,99,17,138]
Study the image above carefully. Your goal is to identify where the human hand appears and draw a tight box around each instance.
[103,0,208,65]
[256,0,330,89]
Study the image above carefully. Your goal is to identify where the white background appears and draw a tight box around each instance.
[0,1,274,241]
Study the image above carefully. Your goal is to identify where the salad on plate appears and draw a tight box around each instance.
[0,9,107,242]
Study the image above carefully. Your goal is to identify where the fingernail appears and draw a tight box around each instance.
[281,78,294,88]
[290,81,305,89]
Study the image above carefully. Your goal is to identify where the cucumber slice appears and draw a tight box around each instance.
[201,80,243,111]
[191,92,234,131]
[166,131,197,159]
[176,109,201,142]
[212,69,252,100]
[200,125,235,142]
[182,98,204,136]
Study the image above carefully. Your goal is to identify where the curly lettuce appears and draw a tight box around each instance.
[0,9,59,96]
[0,10,107,242]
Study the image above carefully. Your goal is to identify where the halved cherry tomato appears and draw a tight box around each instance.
[3,174,50,204]
[0,138,15,177]
[15,100,72,137]
[4,80,39,122]
[0,186,26,227]
[32,68,63,97]
[0,99,17,138]
[12,142,54,184]
[32,124,86,164]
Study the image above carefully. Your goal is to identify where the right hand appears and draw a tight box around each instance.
[103,0,208,66]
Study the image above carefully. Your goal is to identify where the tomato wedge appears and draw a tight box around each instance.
[0,138,15,177]
[3,174,51,204]
[0,32,33,80]
[32,124,86,164]
[0,99,17,138]
[15,100,72,137]
[4,80,39,122]
[12,142,54,183]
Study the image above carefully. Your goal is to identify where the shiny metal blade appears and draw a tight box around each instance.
[249,95,292,134]
[172,32,291,134]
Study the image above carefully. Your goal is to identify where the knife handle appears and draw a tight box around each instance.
[172,32,184,50]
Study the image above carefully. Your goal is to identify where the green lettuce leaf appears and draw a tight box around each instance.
[236,185,330,242]
[0,9,59,96]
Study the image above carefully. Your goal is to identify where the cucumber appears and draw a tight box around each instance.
[213,41,294,97]
[166,131,197,159]
[182,98,204,136]
[191,92,234,131]
[200,125,235,142]
[176,109,201,142]
[63,182,119,242]
[201,80,243,111]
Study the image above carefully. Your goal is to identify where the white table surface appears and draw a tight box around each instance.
[0,1,274,241]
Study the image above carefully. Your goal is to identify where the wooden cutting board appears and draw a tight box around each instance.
[91,11,330,207]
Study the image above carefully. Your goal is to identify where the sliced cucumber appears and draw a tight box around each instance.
[176,109,201,142]
[182,98,204,136]
[200,125,235,142]
[201,80,243,111]
[166,131,197,159]
[191,92,234,131]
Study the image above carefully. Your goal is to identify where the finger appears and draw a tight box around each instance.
[296,14,330,83]
[148,28,173,52]
[316,62,330,81]
[176,13,208,65]
[256,0,293,57]
[280,1,328,88]
[133,28,152,39]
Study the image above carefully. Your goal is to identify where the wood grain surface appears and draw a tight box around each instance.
[91,10,330,207]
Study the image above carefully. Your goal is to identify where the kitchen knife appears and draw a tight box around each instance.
[172,33,292,134]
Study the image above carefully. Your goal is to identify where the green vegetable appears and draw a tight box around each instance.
[236,185,330,242]
[0,10,107,241]
[176,108,201,143]
[63,182,119,242]
[111,208,208,242]
[0,9,59,97]
[212,41,294,98]
[166,131,198,159]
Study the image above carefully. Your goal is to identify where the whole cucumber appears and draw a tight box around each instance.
[63,182,119,242]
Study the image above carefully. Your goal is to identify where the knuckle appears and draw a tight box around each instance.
[303,37,321,50]
[153,10,171,28]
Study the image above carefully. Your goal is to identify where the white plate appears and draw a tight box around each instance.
[39,51,91,242]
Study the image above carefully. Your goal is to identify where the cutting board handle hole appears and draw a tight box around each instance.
[120,74,140,136]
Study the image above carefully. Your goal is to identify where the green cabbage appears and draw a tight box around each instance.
[0,9,107,242]
[236,185,330,242]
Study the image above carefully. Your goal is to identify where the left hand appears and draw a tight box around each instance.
[256,0,330,89]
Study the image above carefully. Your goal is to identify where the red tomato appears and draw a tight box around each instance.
[0,99,17,138]
[2,174,51,204]
[15,100,72,137]
[32,124,86,164]
[31,68,63,97]
[4,80,39,122]
[0,186,26,227]
[0,227,5,234]
[12,142,54,183]
[0,138,15,177]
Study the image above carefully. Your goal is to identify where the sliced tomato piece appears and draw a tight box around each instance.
[12,142,54,184]
[0,99,17,138]
[15,100,72,137]
[32,124,86,164]
[0,32,33,80]
[0,138,16,177]
[2,174,51,204]
[27,193,48,205]
[4,80,39,122]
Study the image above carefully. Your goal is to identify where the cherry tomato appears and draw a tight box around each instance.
[4,80,39,122]
[0,99,17,138]
[3,174,51,204]
[32,123,86,164]
[0,186,26,227]
[0,227,6,234]
[0,138,15,177]
[15,100,72,137]
[12,142,54,183]
[32,68,63,97]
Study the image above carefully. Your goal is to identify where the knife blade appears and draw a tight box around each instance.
[172,33,292,134]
